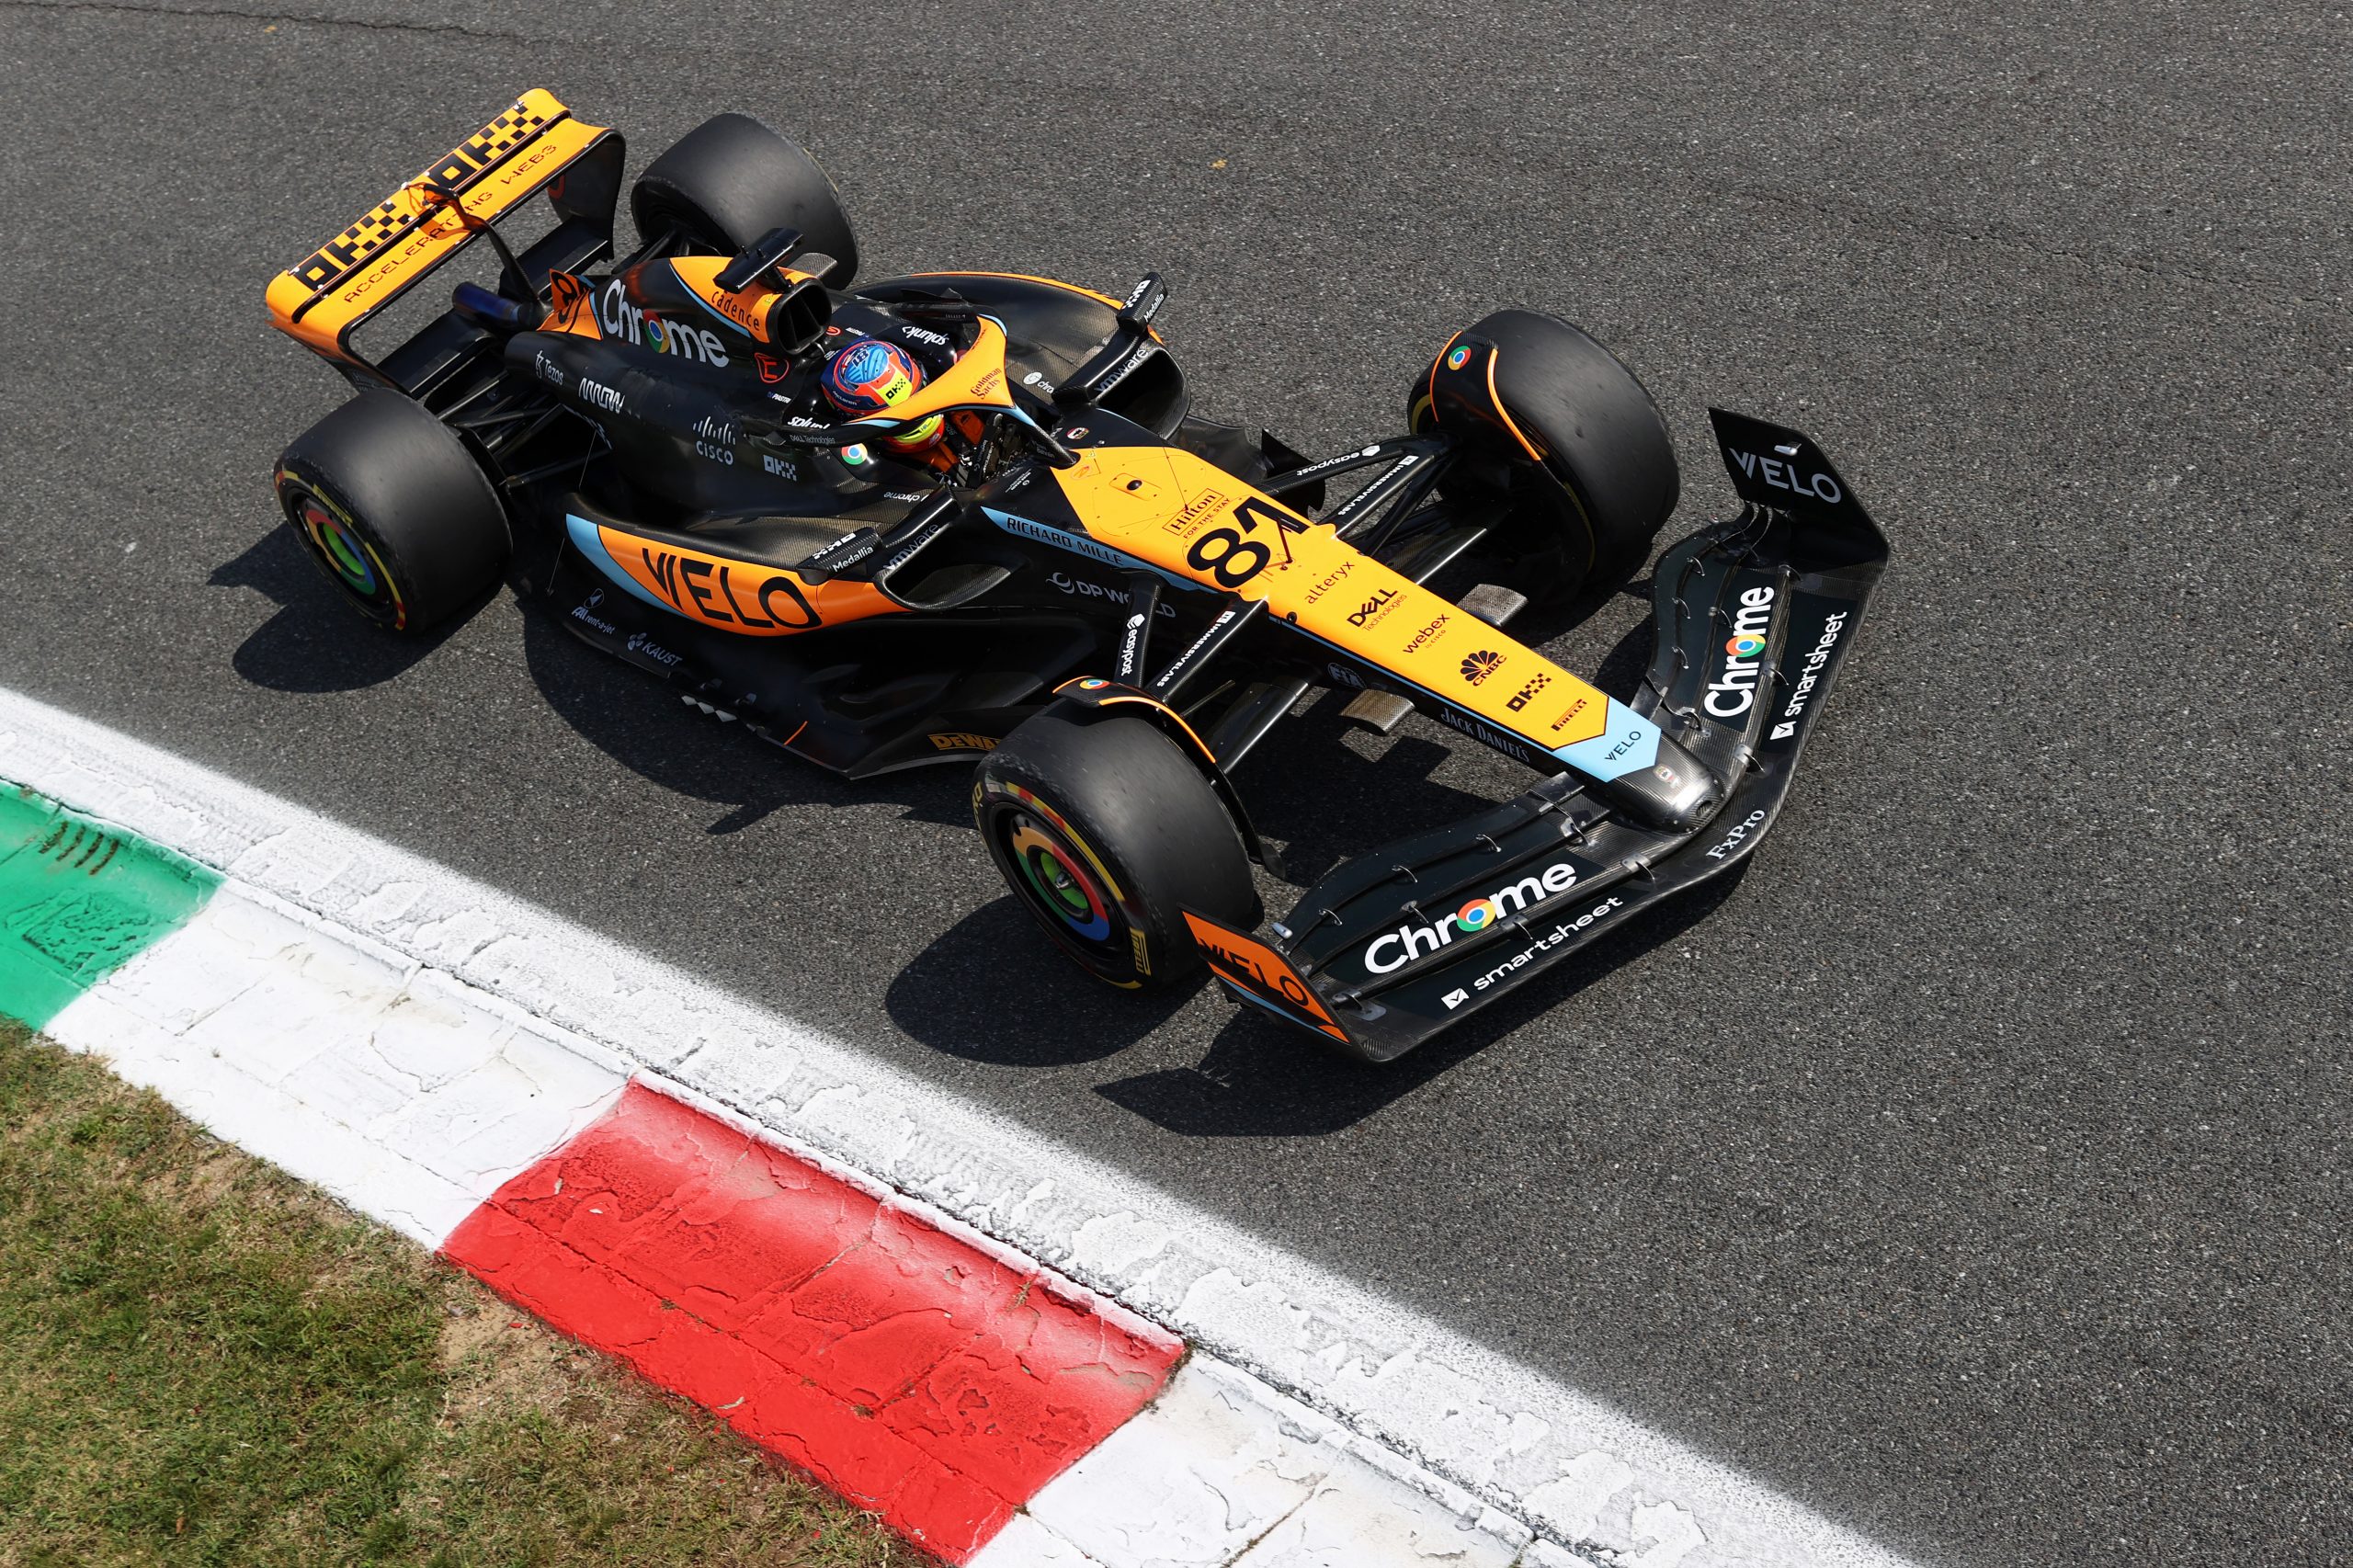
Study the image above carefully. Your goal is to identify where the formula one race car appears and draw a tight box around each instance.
[264,92,1889,1060]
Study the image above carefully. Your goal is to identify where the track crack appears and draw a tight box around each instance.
[0,0,529,43]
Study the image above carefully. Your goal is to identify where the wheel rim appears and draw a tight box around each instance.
[285,483,405,628]
[1007,813,1115,943]
[985,784,1146,986]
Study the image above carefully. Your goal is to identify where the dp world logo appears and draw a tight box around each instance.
[1460,649,1503,685]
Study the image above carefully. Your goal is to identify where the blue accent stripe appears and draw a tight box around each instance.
[564,514,678,615]
[1552,699,1661,779]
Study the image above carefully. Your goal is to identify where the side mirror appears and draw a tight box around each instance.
[715,225,802,293]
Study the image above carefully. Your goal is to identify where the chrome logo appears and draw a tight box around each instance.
[1726,632,1768,659]
[1445,345,1472,370]
[1453,898,1501,933]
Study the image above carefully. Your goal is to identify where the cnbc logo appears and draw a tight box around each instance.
[1460,649,1503,685]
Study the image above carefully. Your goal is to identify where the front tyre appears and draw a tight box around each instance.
[631,113,859,281]
[973,713,1258,989]
[273,392,510,634]
[1410,309,1680,602]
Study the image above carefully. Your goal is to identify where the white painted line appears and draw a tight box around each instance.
[989,1358,1530,1568]
[0,688,1915,1568]
[47,887,627,1245]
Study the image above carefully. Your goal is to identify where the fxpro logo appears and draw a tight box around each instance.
[1363,861,1580,974]
[598,279,731,366]
[1703,585,1778,718]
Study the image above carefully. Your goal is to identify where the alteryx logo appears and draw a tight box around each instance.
[1363,861,1580,974]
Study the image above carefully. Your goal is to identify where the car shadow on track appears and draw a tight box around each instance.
[508,588,978,838]
[884,897,1195,1065]
[211,529,464,691]
[1093,863,1749,1136]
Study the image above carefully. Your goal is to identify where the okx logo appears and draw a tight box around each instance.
[1506,672,1552,712]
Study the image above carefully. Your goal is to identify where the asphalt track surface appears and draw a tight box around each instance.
[2,4,2347,1562]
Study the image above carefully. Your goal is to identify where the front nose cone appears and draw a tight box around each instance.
[1590,733,1723,832]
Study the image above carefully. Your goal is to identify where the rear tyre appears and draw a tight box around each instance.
[1410,309,1680,603]
[273,393,509,634]
[631,113,860,282]
[973,713,1258,990]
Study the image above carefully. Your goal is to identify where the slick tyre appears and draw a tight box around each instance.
[631,113,860,282]
[974,713,1258,990]
[1411,309,1680,602]
[273,393,510,634]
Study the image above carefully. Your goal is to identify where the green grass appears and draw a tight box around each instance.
[0,1022,932,1568]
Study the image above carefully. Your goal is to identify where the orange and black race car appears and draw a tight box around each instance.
[265,92,1890,1060]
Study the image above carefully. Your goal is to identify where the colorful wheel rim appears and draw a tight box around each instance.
[287,483,404,627]
[1006,813,1114,943]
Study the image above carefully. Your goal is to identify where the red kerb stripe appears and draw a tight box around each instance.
[440,1081,1182,1562]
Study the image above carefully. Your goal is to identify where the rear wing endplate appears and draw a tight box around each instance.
[265,89,623,375]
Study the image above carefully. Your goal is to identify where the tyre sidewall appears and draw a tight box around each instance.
[972,715,1257,990]
[274,393,510,634]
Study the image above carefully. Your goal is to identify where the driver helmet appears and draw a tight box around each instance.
[819,336,943,453]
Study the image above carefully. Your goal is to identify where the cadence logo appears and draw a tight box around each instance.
[1363,860,1580,974]
[1703,585,1778,718]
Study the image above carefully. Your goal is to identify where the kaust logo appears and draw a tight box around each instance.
[1363,861,1580,975]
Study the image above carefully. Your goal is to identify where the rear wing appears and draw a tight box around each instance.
[265,89,624,387]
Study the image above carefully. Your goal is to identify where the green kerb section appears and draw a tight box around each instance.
[0,786,220,1028]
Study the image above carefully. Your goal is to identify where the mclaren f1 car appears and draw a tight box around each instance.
[263,92,1890,1060]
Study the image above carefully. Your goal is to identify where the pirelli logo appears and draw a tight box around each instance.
[290,98,555,293]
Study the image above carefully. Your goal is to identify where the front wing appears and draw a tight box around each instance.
[1190,409,1892,1060]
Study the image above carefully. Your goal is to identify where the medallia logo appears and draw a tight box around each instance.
[1362,861,1580,974]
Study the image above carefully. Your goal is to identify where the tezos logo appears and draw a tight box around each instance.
[1347,588,1398,627]
[1704,585,1777,718]
[1363,861,1580,974]
[1506,672,1551,712]
[1460,650,1503,685]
